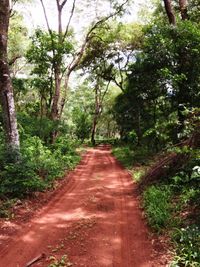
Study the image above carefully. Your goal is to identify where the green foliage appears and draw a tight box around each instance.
[0,146,45,197]
[113,144,153,167]
[114,20,200,148]
[131,168,146,183]
[21,136,61,181]
[26,28,74,116]
[27,29,74,76]
[8,12,28,62]
[143,185,172,231]
[171,225,200,267]
[170,149,200,187]
[0,134,80,198]
[142,149,200,264]
[73,109,92,142]
[18,113,66,144]
[112,146,135,168]
[51,136,81,171]
[22,136,80,182]
[48,255,73,267]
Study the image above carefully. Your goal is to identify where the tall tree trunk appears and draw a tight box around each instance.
[50,68,61,121]
[49,67,61,143]
[0,0,20,152]
[91,84,100,146]
[91,116,98,146]
[179,0,188,20]
[163,0,176,25]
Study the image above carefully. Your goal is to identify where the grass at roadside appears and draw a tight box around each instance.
[112,145,154,182]
[112,144,200,266]
[142,150,200,266]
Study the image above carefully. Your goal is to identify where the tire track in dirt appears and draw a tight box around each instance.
[0,146,165,267]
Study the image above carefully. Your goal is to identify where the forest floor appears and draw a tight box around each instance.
[0,145,169,267]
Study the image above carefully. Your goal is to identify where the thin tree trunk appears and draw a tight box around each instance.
[59,72,70,119]
[50,68,61,121]
[91,84,100,146]
[163,0,176,25]
[0,0,20,153]
[91,116,98,146]
[49,68,61,143]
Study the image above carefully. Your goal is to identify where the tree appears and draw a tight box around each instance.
[81,21,143,93]
[73,110,91,143]
[113,16,200,148]
[8,12,29,77]
[91,79,110,145]
[188,0,200,23]
[0,0,20,153]
[163,0,189,24]
[27,0,129,142]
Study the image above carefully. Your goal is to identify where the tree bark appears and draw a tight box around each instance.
[163,0,176,25]
[91,116,98,146]
[91,84,100,146]
[0,0,20,152]
[179,0,188,20]
[50,67,61,121]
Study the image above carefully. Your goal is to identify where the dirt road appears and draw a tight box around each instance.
[0,145,165,267]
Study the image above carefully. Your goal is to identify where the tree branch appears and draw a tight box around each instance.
[63,0,76,40]
[8,55,21,66]
[67,0,129,75]
[61,0,68,10]
[40,0,52,34]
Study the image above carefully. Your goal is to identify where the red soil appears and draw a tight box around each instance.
[0,145,167,267]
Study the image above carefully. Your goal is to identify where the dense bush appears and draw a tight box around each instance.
[0,135,80,198]
[112,146,135,168]
[0,141,45,197]
[171,225,200,267]
[142,149,200,265]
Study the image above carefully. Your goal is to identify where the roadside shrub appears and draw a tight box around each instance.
[0,135,80,198]
[143,185,172,231]
[127,130,138,145]
[171,225,200,267]
[0,158,45,197]
[51,135,80,156]
[50,136,81,171]
[22,136,80,182]
[22,136,63,181]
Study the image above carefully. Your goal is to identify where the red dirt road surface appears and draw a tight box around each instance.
[0,145,166,267]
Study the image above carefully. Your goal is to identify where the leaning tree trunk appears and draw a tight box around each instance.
[0,0,20,153]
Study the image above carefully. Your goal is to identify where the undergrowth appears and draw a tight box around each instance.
[142,148,200,266]
[171,225,200,266]
[143,185,172,231]
[0,135,80,200]
[112,144,153,181]
[113,143,200,266]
